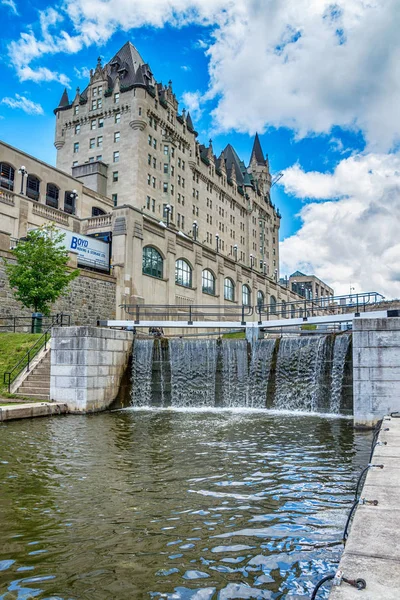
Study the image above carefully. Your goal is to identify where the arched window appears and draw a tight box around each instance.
[282,300,287,318]
[64,191,76,215]
[92,206,106,216]
[143,246,163,279]
[46,183,59,208]
[291,304,296,318]
[0,163,15,191]
[270,295,277,315]
[26,175,40,201]
[202,269,216,295]
[242,284,251,306]
[257,290,265,308]
[224,278,235,302]
[175,259,192,288]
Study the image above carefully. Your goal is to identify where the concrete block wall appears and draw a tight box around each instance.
[50,326,133,413]
[353,317,400,427]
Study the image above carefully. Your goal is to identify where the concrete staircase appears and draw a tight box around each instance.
[15,352,51,401]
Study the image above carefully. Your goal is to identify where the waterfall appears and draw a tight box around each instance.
[330,334,351,413]
[131,339,154,406]
[248,339,276,408]
[169,339,217,407]
[220,340,249,407]
[274,336,328,412]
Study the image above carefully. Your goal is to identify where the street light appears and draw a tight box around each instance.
[233,244,238,261]
[215,233,220,253]
[192,220,198,241]
[165,203,171,227]
[18,165,28,195]
[69,189,78,214]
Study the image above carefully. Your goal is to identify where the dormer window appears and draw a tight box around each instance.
[74,105,79,116]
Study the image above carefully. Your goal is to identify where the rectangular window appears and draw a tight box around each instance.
[178,157,181,167]
[91,119,96,130]
[97,136,103,148]
[115,112,121,124]
[153,138,157,149]
[114,131,120,142]
[96,155,102,161]
[75,124,80,134]
[181,215,185,229]
[163,182,168,193]
[153,157,156,169]
[164,145,169,155]
[89,138,95,149]
[113,171,118,182]
[98,85,103,96]
[146,195,151,209]
[171,147,175,157]
[177,193,181,203]
[73,161,78,167]
[177,213,181,228]
[182,178,185,188]
[152,198,156,212]
[93,87,97,97]
[73,142,79,153]
[97,98,102,109]
[148,154,152,166]
[114,93,120,104]
[112,193,117,206]
[147,174,151,185]
[164,163,168,174]
[91,100,97,110]
[171,184,174,195]
[89,156,94,162]
[98,117,104,128]
[74,105,79,115]
[177,175,181,185]
[113,151,119,162]
[182,195,185,206]
[152,177,156,189]
[148,135,152,146]
[171,165,174,176]
[182,160,185,170]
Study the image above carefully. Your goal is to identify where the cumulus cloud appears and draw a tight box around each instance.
[2,0,18,15]
[279,153,400,298]
[181,90,203,120]
[74,65,91,79]
[1,94,44,115]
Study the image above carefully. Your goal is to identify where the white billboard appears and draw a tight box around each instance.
[58,228,110,272]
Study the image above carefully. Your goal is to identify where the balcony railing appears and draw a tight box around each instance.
[32,202,70,225]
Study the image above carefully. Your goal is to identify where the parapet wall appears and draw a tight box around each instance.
[50,326,133,413]
[353,317,400,427]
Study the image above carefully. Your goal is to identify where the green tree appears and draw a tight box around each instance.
[3,224,79,315]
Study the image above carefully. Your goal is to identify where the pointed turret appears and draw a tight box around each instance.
[132,65,146,87]
[250,133,266,165]
[186,111,194,132]
[58,88,70,108]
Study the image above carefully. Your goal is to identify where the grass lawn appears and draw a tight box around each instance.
[222,331,246,339]
[0,333,42,394]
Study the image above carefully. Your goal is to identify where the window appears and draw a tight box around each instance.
[96,155,102,161]
[115,112,121,124]
[114,131,120,143]
[171,184,174,195]
[163,182,168,193]
[182,160,185,170]
[143,246,163,279]
[175,259,192,288]
[114,93,120,104]
[64,190,76,215]
[242,285,251,306]
[72,161,78,167]
[147,174,151,185]
[98,85,103,96]
[26,174,40,201]
[75,124,80,134]
[148,135,152,146]
[98,118,104,128]
[92,207,106,216]
[270,295,277,315]
[113,151,119,163]
[91,120,96,130]
[89,138,95,149]
[73,142,79,153]
[224,278,234,302]
[153,157,156,169]
[257,290,265,308]
[97,136,103,148]
[89,157,94,162]
[113,171,118,182]
[153,138,157,149]
[46,183,59,209]
[74,105,79,115]
[148,154,152,166]
[171,165,174,176]
[164,163,168,174]
[202,269,216,295]
[164,145,169,155]
[112,194,118,207]
[152,177,156,189]
[171,147,175,157]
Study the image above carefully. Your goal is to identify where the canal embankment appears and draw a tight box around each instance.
[0,401,68,421]
[329,414,400,599]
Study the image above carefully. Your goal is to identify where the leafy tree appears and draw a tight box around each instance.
[3,224,79,315]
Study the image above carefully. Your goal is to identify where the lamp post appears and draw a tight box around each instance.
[250,254,254,269]
[165,203,171,227]
[18,166,28,195]
[215,233,220,253]
[69,189,78,214]
[192,220,198,241]
[233,244,238,261]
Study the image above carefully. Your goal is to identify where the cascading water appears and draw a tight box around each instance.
[220,340,249,407]
[131,339,154,406]
[248,339,276,408]
[274,336,328,412]
[330,334,351,413]
[169,339,217,407]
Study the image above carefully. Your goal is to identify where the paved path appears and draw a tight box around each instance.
[0,402,68,421]
[329,414,400,599]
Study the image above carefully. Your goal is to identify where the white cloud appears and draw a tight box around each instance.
[181,65,191,72]
[181,90,203,120]
[74,65,91,79]
[279,153,400,298]
[2,0,18,15]
[1,94,44,115]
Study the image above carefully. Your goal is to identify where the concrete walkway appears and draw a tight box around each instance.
[329,415,400,599]
[0,402,68,422]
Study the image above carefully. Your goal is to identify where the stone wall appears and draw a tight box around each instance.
[50,326,133,413]
[353,317,400,427]
[0,249,116,326]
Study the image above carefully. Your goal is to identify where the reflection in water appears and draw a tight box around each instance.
[0,412,371,599]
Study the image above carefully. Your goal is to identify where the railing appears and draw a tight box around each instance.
[256,292,385,323]
[32,202,70,225]
[120,304,254,325]
[3,313,71,393]
[0,313,71,333]
[82,214,112,232]
[0,189,15,205]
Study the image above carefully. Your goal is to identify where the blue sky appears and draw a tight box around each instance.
[1,0,400,297]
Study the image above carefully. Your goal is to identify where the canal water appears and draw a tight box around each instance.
[0,410,370,599]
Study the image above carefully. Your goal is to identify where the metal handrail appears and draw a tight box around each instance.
[120,304,254,325]
[3,313,70,393]
[0,314,70,333]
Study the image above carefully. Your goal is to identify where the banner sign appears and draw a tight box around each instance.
[58,228,110,272]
